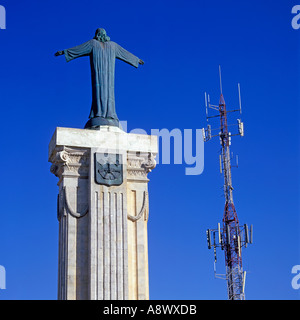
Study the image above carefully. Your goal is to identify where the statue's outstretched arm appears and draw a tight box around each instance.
[54,41,93,62]
[54,50,65,57]
[115,43,141,68]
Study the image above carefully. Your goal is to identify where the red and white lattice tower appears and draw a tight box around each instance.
[203,67,253,300]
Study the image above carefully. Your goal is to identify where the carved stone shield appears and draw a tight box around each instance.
[94,153,123,186]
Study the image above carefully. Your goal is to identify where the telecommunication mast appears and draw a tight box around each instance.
[203,67,253,300]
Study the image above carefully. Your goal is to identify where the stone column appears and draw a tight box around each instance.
[50,146,90,300]
[49,127,157,300]
[127,151,156,300]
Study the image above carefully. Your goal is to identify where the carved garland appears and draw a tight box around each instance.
[57,186,89,220]
[127,191,148,222]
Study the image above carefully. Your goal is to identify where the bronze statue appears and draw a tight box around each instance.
[55,28,144,129]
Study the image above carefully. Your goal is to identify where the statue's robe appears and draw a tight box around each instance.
[64,39,140,120]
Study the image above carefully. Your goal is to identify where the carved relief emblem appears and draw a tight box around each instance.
[95,153,123,186]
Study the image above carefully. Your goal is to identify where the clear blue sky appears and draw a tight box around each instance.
[0,0,299,300]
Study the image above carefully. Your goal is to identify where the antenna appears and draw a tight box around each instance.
[244,224,249,244]
[237,119,244,136]
[218,223,222,244]
[238,83,242,114]
[202,128,206,141]
[242,271,247,295]
[250,225,253,244]
[205,92,208,120]
[207,125,211,140]
[206,229,212,249]
[219,65,223,95]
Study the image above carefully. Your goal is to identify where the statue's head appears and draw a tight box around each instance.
[94,28,110,42]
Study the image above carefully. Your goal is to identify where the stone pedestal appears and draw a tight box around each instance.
[48,126,157,300]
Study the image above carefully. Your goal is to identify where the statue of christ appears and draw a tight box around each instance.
[55,28,144,129]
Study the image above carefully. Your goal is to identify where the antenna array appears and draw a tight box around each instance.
[203,67,253,300]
